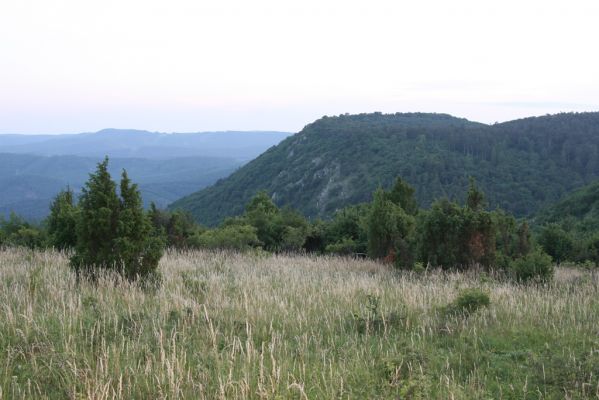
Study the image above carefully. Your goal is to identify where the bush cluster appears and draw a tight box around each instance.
[2,170,567,283]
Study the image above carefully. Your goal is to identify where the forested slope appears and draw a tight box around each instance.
[171,112,599,226]
[534,180,599,235]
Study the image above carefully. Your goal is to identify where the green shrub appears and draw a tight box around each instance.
[191,224,262,250]
[510,250,554,283]
[444,288,490,316]
[325,237,357,255]
[538,224,573,265]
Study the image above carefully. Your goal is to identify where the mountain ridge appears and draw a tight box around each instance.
[170,111,599,226]
[0,129,291,160]
[0,129,290,220]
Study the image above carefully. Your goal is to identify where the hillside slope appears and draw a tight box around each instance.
[534,180,599,235]
[170,112,599,226]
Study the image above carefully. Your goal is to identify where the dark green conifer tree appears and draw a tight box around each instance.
[70,158,164,281]
[71,157,120,278]
[47,188,78,250]
[386,177,418,215]
[466,177,486,211]
[115,170,164,280]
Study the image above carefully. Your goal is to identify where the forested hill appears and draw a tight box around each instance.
[534,180,599,235]
[170,112,599,226]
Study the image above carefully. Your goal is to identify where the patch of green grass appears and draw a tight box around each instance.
[0,248,597,399]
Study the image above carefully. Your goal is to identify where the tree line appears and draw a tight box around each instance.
[2,158,596,282]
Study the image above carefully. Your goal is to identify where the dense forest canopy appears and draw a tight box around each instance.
[535,180,599,234]
[171,112,599,226]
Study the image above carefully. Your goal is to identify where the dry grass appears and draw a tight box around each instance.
[0,248,598,399]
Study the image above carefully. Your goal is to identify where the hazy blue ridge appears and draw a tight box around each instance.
[0,130,291,220]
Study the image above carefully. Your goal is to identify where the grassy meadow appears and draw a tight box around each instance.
[0,248,598,399]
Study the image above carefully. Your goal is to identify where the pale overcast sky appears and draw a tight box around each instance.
[1,0,598,134]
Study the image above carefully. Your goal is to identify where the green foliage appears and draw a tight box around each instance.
[70,157,121,276]
[516,221,532,257]
[444,288,490,316]
[114,171,164,280]
[534,180,599,264]
[510,250,554,283]
[302,219,327,252]
[367,188,415,267]
[191,224,261,250]
[385,176,418,215]
[225,192,309,252]
[324,204,369,254]
[418,198,495,269]
[70,158,164,281]
[0,212,46,249]
[538,223,573,265]
[325,238,357,255]
[171,112,599,225]
[367,189,397,258]
[149,204,203,249]
[584,234,599,267]
[47,188,78,250]
[466,177,485,211]
[536,180,599,234]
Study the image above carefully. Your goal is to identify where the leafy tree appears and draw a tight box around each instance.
[419,195,495,269]
[12,227,45,249]
[303,219,327,253]
[418,200,463,268]
[510,250,554,283]
[585,234,599,267]
[516,221,532,257]
[492,210,516,259]
[234,192,309,252]
[538,224,573,265]
[367,188,415,267]
[149,204,200,248]
[47,188,78,250]
[0,212,46,249]
[1,212,29,237]
[243,191,280,249]
[274,207,309,251]
[325,204,369,254]
[192,224,261,250]
[246,190,279,215]
[325,237,357,255]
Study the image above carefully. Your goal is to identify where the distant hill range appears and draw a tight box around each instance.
[170,112,599,226]
[0,129,291,160]
[0,129,291,220]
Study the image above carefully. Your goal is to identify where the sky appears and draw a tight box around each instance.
[1,0,598,134]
